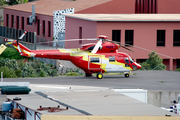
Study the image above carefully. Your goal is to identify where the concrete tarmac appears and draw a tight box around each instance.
[3,71,180,91]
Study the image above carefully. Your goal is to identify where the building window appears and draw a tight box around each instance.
[43,20,45,36]
[11,15,14,28]
[48,21,51,37]
[22,17,24,30]
[109,56,115,62]
[27,18,32,25]
[173,30,180,46]
[79,27,82,44]
[6,14,9,27]
[37,19,40,35]
[125,30,134,46]
[157,30,165,46]
[16,16,19,29]
[135,0,157,14]
[112,30,121,42]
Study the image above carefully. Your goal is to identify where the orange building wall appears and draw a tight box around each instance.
[157,0,180,13]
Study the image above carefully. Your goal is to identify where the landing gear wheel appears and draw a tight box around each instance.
[97,73,103,79]
[85,73,92,77]
[124,73,130,78]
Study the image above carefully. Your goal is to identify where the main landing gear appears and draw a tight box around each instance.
[85,73,92,77]
[96,73,103,79]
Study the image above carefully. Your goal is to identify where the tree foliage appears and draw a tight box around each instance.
[8,0,28,5]
[140,51,166,70]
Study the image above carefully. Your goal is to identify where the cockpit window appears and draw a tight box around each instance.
[129,57,134,64]
[124,57,129,64]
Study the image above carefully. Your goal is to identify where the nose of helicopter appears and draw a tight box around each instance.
[132,62,141,71]
[136,63,141,70]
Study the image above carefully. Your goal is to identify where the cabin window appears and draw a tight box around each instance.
[109,56,115,62]
[90,57,99,63]
[157,30,165,46]
[173,30,180,46]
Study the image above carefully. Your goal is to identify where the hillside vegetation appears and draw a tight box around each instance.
[0,47,57,78]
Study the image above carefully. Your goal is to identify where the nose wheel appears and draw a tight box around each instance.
[124,73,130,78]
[97,73,103,79]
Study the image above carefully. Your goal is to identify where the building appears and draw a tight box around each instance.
[3,0,113,41]
[4,0,180,40]
[3,0,180,70]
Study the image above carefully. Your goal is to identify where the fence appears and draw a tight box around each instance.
[0,25,65,50]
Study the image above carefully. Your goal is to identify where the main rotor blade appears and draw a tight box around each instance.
[107,39,134,52]
[110,40,175,59]
[37,38,98,44]
[120,44,134,52]
[91,40,102,54]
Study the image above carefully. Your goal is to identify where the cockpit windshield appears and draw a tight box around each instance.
[129,56,134,64]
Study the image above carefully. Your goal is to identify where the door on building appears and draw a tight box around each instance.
[58,33,65,48]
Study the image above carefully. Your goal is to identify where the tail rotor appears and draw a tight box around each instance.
[4,30,28,55]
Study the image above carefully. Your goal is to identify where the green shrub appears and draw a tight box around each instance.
[0,47,24,60]
[39,70,46,77]
[0,66,17,78]
[176,67,180,71]
[15,69,22,77]
[66,72,78,76]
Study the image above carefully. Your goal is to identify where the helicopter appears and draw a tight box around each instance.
[3,30,141,79]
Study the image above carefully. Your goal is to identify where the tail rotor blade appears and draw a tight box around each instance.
[5,42,13,45]
[19,30,27,40]
[18,45,22,54]
[4,39,14,42]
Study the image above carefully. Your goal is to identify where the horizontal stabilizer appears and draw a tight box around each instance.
[0,44,7,55]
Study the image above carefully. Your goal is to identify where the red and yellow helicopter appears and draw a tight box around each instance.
[3,30,141,79]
